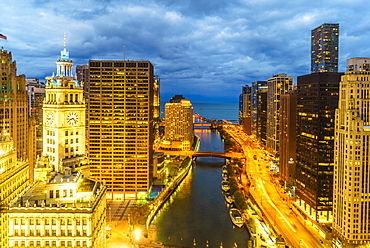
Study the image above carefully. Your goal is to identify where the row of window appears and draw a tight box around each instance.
[11,240,89,247]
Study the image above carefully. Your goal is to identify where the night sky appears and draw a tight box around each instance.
[1,0,370,102]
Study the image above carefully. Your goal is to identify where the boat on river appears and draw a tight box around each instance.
[221,180,230,191]
[222,172,228,180]
[222,165,228,173]
[229,208,245,228]
[224,192,233,204]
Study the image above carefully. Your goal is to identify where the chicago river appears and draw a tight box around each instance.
[154,129,250,248]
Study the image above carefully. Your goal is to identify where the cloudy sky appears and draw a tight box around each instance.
[1,0,370,102]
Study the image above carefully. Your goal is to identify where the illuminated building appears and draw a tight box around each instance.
[295,72,342,223]
[311,23,339,73]
[333,60,370,247]
[0,48,35,183]
[346,57,370,72]
[7,171,106,248]
[42,36,86,172]
[0,129,29,248]
[162,95,194,151]
[266,74,293,155]
[279,92,297,188]
[239,85,252,135]
[87,60,155,199]
[254,82,268,145]
[251,81,267,136]
[153,77,160,120]
[26,78,46,156]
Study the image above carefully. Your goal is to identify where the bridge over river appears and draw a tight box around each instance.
[155,149,244,159]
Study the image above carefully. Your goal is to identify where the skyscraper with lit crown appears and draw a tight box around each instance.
[42,34,86,172]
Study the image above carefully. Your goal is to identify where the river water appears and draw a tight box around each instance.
[154,128,250,248]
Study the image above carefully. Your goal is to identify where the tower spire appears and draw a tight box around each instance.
[64,31,67,51]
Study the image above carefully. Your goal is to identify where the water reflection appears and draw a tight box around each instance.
[154,130,250,248]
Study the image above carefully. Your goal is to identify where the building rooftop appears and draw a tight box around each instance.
[8,171,105,213]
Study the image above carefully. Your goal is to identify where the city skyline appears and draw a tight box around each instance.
[1,0,370,102]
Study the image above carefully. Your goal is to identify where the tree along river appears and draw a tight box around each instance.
[154,129,250,248]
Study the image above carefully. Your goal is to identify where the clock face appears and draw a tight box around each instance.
[46,112,54,125]
[67,112,79,125]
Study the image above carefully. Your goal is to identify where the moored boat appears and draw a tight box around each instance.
[224,192,233,204]
[222,172,228,180]
[229,208,245,228]
[221,180,230,191]
[222,165,227,173]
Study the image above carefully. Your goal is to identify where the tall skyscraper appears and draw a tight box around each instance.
[257,87,268,146]
[279,92,297,188]
[42,37,86,172]
[295,72,342,222]
[239,85,252,135]
[162,95,194,151]
[266,74,293,155]
[87,60,155,199]
[251,81,267,136]
[333,60,370,247]
[0,49,31,248]
[0,48,35,183]
[311,23,339,73]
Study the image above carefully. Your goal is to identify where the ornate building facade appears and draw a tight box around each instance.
[0,129,29,248]
[333,61,370,247]
[7,171,106,248]
[42,36,86,172]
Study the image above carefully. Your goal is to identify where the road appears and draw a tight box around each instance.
[224,125,326,248]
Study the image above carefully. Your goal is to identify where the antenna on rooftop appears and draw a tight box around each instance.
[64,32,67,50]
[123,46,126,61]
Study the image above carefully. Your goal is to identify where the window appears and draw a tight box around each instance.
[66,131,69,136]
[49,190,54,198]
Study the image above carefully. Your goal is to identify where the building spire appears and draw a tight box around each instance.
[64,31,67,51]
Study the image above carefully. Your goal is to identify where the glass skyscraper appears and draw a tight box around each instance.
[311,23,339,73]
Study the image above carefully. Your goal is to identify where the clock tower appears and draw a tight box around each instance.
[42,33,86,172]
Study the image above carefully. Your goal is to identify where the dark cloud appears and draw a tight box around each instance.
[2,0,370,102]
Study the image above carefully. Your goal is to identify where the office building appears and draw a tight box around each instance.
[347,57,370,72]
[162,95,194,151]
[26,78,46,155]
[333,62,370,247]
[295,72,342,222]
[239,85,252,135]
[279,92,297,188]
[42,37,86,172]
[311,23,339,73]
[251,81,267,136]
[266,74,293,155]
[7,171,106,248]
[87,60,155,199]
[0,129,30,248]
[153,77,160,120]
[0,48,35,183]
[257,89,268,146]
